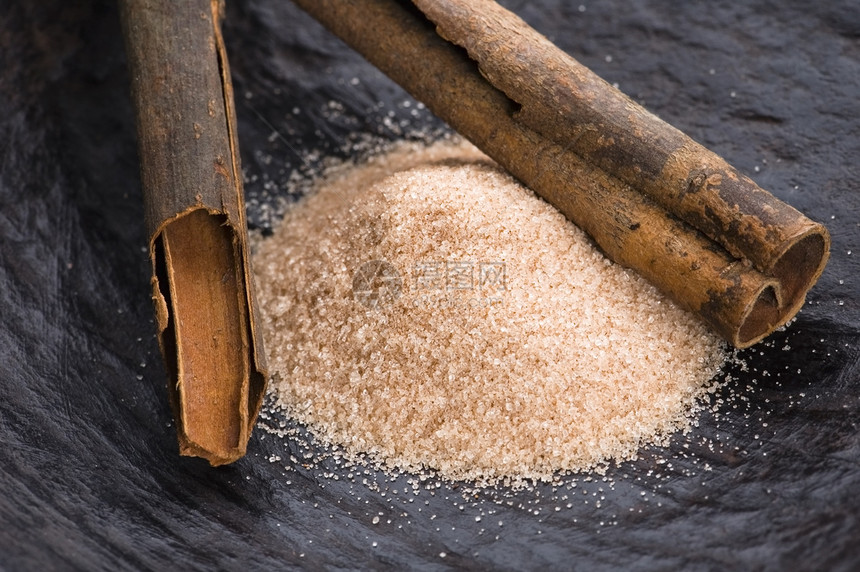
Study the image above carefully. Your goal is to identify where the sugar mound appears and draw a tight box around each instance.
[254,140,727,484]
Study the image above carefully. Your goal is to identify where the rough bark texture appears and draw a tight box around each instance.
[413,0,829,292]
[119,0,266,464]
[290,0,828,348]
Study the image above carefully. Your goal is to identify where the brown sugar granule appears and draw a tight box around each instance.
[254,140,728,484]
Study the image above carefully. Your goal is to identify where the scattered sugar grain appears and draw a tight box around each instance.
[254,139,728,485]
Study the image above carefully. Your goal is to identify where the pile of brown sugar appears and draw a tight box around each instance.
[253,139,727,484]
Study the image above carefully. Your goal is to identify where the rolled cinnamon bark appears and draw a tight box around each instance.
[120,0,267,464]
[291,0,829,348]
[413,0,829,323]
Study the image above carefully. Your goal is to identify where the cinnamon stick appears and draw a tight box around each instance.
[291,0,829,348]
[413,0,829,320]
[120,0,267,464]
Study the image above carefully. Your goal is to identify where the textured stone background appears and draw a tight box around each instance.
[1,0,858,569]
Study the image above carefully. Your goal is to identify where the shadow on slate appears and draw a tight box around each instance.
[0,0,858,569]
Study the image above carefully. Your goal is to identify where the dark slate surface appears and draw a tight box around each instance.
[1,0,858,569]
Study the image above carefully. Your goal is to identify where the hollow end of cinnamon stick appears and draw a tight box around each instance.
[728,226,830,347]
[769,228,830,308]
[151,208,265,466]
[734,283,782,349]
